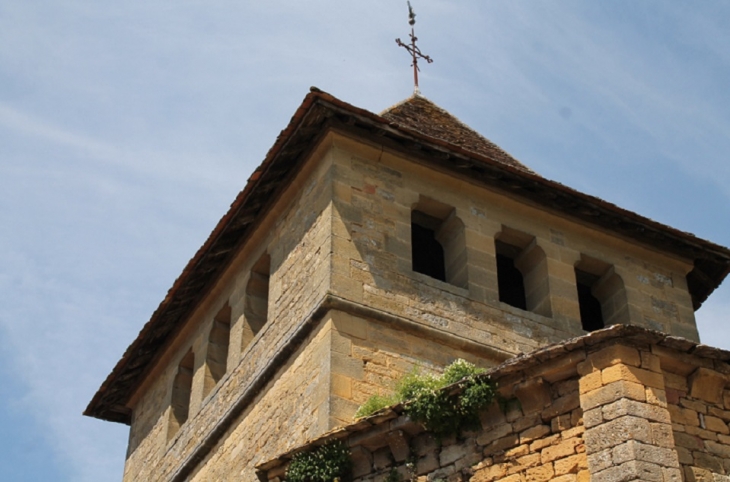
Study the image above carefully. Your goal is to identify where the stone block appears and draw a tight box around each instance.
[562,425,585,440]
[705,440,730,458]
[650,422,675,448]
[542,437,582,463]
[672,431,703,450]
[351,445,374,478]
[587,448,613,473]
[610,440,679,468]
[684,466,712,482]
[513,413,543,433]
[331,374,352,399]
[387,430,410,462]
[519,424,551,444]
[689,368,728,405]
[641,351,662,373]
[580,380,646,411]
[674,445,692,464]
[583,408,604,429]
[601,398,671,424]
[646,387,668,408]
[416,452,440,476]
[513,378,551,414]
[504,444,529,458]
[454,451,483,472]
[551,475,577,482]
[579,370,603,395]
[693,451,724,473]
[372,447,392,470]
[476,423,513,446]
[551,414,573,432]
[584,416,652,452]
[439,442,468,467]
[602,364,665,390]
[554,453,587,475]
[529,434,560,452]
[513,452,541,472]
[680,398,708,415]
[667,404,700,427]
[710,406,730,421]
[471,462,507,482]
[525,463,554,482]
[542,393,580,420]
[593,460,663,482]
[661,467,682,482]
[704,415,730,434]
[585,345,641,372]
[485,434,519,455]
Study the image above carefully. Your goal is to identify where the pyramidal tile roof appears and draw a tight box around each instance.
[380,94,534,174]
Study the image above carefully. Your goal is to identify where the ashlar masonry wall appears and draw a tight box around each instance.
[123,143,337,481]
[328,131,700,359]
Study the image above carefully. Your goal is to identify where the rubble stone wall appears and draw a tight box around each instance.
[260,333,730,482]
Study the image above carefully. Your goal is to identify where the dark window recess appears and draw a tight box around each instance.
[411,223,446,282]
[575,269,604,332]
[496,252,527,310]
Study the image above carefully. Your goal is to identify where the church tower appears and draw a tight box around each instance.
[85,88,730,481]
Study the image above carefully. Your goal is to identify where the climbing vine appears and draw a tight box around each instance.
[355,359,497,438]
[286,440,352,482]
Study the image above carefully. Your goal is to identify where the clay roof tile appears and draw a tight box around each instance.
[381,94,534,173]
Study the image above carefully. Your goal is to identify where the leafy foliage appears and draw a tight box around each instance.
[353,393,397,419]
[354,359,496,438]
[286,440,352,482]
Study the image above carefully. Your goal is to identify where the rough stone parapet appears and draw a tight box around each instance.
[259,326,730,482]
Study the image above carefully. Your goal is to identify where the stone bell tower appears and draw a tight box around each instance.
[85,88,730,481]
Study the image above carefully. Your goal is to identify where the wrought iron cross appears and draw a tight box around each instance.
[396,1,433,94]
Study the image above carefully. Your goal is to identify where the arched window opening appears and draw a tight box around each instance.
[411,197,468,289]
[575,255,629,332]
[496,240,527,310]
[412,211,446,282]
[575,269,604,332]
[168,349,194,440]
[242,253,270,351]
[495,228,551,317]
[203,303,231,398]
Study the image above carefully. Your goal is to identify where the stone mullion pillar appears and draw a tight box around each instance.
[578,344,682,482]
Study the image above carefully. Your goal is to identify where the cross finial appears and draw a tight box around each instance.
[396,1,433,95]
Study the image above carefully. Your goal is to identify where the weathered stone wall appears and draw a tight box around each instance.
[260,325,593,482]
[329,132,699,351]
[259,328,730,482]
[327,311,502,429]
[123,149,336,481]
[660,346,730,481]
[188,317,334,482]
[579,344,681,481]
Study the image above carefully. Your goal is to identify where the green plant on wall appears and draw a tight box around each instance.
[285,440,352,482]
[355,359,496,438]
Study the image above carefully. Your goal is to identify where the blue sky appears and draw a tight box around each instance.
[1,1,729,480]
